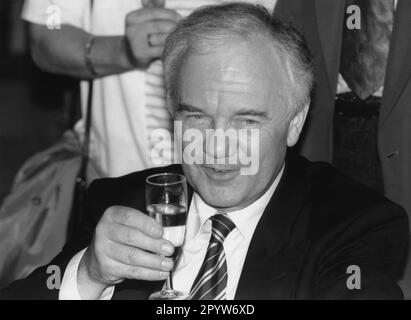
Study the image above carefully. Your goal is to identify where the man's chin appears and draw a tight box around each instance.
[184,165,249,209]
[199,190,244,211]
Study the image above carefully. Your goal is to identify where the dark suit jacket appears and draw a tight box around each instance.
[274,0,411,297]
[0,154,408,299]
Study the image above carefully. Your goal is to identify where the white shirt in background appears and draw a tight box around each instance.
[22,0,277,177]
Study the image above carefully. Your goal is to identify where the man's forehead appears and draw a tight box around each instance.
[178,38,289,107]
[181,39,286,84]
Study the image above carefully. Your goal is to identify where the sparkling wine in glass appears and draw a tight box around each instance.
[146,173,188,300]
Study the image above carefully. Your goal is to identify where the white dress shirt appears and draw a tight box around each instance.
[59,167,283,300]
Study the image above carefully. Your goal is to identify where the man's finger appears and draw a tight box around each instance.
[147,46,165,59]
[128,8,180,23]
[152,0,166,8]
[106,242,174,271]
[124,265,170,281]
[106,258,169,281]
[107,223,174,256]
[145,20,177,35]
[109,206,163,238]
[147,33,168,47]
[141,0,165,8]
[141,0,152,7]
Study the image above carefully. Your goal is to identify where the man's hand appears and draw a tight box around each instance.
[77,206,175,299]
[124,6,181,69]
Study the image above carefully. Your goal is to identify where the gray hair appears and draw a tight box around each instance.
[162,2,314,118]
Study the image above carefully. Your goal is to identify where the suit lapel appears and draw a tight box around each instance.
[235,154,309,299]
[314,0,345,93]
[381,0,411,125]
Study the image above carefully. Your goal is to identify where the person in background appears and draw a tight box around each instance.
[23,0,277,178]
[275,0,411,298]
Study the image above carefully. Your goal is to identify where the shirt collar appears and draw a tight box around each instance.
[187,165,284,241]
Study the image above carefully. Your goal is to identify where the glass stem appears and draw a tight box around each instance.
[165,271,173,291]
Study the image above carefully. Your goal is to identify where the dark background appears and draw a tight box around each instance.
[0,0,80,204]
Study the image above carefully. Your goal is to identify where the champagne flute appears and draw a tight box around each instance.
[146,173,188,300]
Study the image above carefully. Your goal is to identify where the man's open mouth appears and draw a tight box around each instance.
[202,165,241,181]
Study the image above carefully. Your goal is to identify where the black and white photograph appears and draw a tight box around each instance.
[0,0,410,304]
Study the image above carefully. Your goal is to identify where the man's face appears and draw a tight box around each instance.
[175,37,296,210]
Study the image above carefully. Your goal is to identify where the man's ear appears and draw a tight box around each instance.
[286,102,309,147]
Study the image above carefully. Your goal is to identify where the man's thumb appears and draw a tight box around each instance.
[141,0,165,8]
[153,0,165,7]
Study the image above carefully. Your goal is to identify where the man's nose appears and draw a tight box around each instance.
[204,121,237,160]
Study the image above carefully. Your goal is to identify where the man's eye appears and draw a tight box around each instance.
[189,113,205,120]
[240,119,258,126]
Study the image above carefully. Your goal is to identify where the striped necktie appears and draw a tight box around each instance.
[189,214,236,300]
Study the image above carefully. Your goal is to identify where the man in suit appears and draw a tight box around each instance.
[1,2,408,300]
[274,0,411,298]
